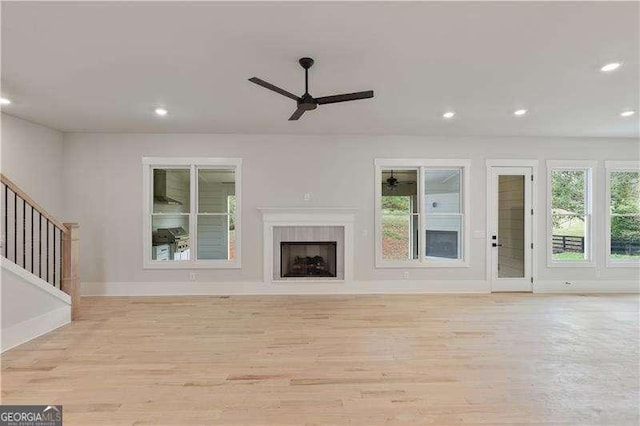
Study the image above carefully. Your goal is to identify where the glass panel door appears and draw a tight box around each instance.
[490,166,533,292]
[497,175,525,278]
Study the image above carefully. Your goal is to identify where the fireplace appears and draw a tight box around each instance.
[259,208,356,283]
[280,241,337,278]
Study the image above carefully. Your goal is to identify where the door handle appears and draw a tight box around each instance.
[492,243,503,247]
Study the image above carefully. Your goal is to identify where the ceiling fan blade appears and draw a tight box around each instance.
[288,107,306,121]
[315,90,374,105]
[248,77,300,101]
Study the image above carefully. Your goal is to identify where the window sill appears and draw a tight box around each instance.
[144,260,241,269]
[376,260,469,268]
[606,261,640,268]
[547,260,595,268]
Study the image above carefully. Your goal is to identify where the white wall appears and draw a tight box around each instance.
[0,113,65,218]
[1,261,71,352]
[61,133,639,294]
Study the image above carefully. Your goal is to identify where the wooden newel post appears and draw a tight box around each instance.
[62,223,80,320]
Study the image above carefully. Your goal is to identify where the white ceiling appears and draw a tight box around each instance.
[1,1,638,137]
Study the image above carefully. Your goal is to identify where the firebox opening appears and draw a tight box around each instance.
[280,241,337,278]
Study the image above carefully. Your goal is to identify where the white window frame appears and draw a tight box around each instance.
[374,158,471,268]
[142,157,242,269]
[605,160,640,268]
[546,160,596,267]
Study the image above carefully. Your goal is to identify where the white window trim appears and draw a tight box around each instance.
[374,158,471,268]
[605,160,640,268]
[546,160,597,267]
[142,157,242,269]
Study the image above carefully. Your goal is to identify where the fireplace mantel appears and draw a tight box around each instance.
[258,207,358,222]
[258,207,357,284]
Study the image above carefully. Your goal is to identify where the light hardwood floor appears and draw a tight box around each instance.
[1,294,638,425]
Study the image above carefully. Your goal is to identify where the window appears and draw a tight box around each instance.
[375,159,470,267]
[547,160,595,266]
[143,157,241,268]
[381,169,419,261]
[606,161,640,266]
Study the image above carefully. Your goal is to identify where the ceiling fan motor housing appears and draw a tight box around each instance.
[299,93,318,110]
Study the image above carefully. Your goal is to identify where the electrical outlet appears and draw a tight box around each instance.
[303,193,311,201]
[189,272,197,281]
[403,271,410,279]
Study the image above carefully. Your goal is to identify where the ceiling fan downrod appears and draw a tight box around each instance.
[299,57,314,95]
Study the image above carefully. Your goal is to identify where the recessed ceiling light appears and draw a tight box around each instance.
[443,111,455,119]
[154,107,168,116]
[513,109,527,116]
[620,110,635,117]
[600,62,621,72]
[0,97,11,105]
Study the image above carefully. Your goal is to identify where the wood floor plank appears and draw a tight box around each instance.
[1,294,638,425]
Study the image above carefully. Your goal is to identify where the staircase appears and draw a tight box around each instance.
[1,173,80,351]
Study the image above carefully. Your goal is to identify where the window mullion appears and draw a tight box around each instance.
[418,166,425,261]
[460,168,464,261]
[584,168,594,262]
[227,213,231,260]
[586,169,591,261]
[190,164,197,262]
[584,213,590,261]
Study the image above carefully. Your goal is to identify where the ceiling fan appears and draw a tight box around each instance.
[384,170,415,190]
[248,57,374,121]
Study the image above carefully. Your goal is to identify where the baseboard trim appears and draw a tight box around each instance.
[1,306,71,353]
[533,280,640,293]
[82,279,640,296]
[82,280,491,296]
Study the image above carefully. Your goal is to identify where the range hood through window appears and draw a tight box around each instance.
[153,169,183,205]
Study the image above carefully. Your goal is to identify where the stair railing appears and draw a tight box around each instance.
[1,174,80,319]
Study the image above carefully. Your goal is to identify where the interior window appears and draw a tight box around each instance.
[151,168,191,261]
[145,159,240,268]
[381,169,418,260]
[425,169,462,260]
[377,162,468,266]
[197,168,236,260]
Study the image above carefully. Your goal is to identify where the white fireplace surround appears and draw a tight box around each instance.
[258,208,357,284]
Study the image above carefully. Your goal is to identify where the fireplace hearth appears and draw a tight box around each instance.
[280,241,337,278]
